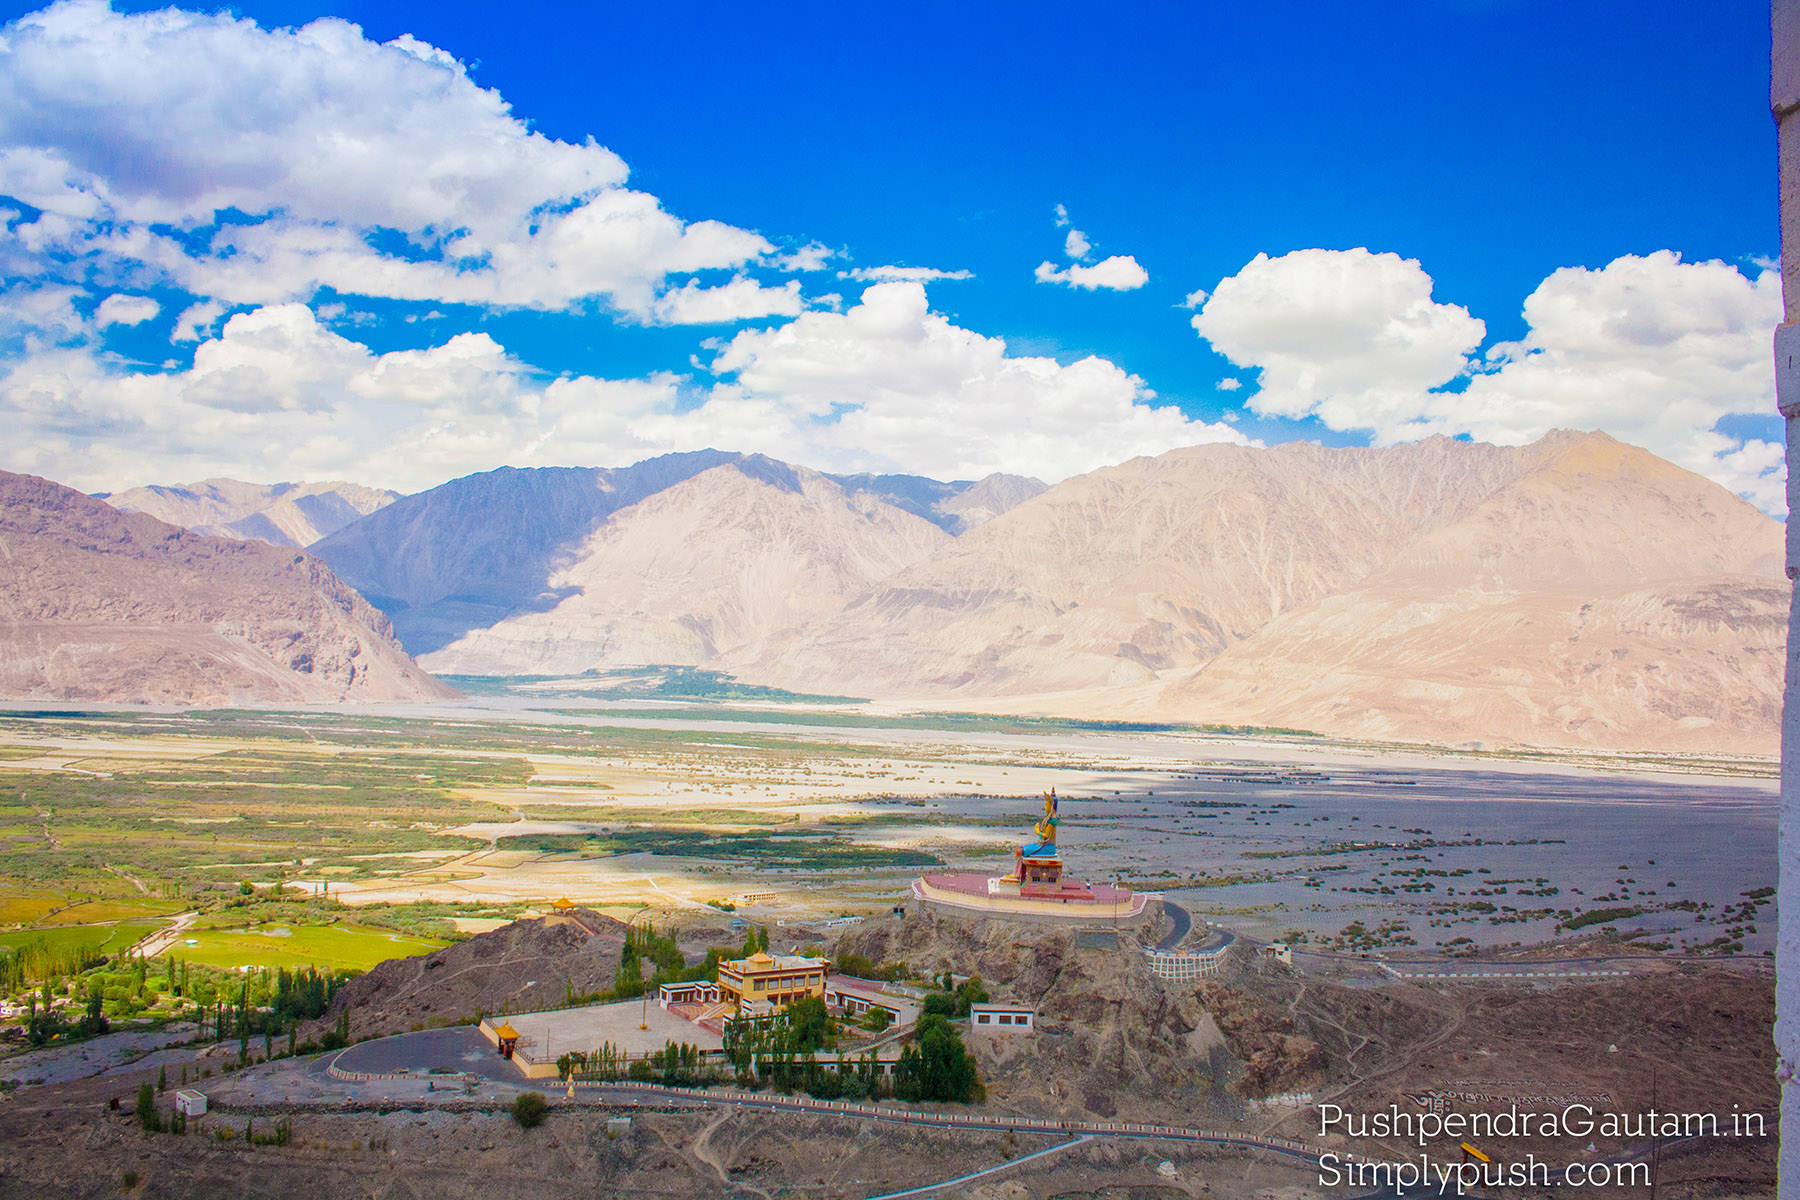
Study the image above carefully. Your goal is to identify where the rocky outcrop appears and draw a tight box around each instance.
[0,470,455,704]
[307,910,631,1041]
[833,905,1209,1117]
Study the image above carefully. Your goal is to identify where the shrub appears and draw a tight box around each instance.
[511,1091,548,1129]
[134,1083,160,1133]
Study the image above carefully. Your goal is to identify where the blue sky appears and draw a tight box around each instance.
[0,0,1783,506]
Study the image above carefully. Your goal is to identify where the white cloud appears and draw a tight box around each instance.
[1192,248,1484,432]
[1034,255,1149,291]
[1053,203,1071,227]
[1,289,1247,492]
[92,293,159,328]
[839,265,974,283]
[1191,248,1785,512]
[0,282,84,351]
[1180,288,1208,309]
[702,282,1244,480]
[1215,377,1242,391]
[772,242,836,272]
[1064,228,1090,260]
[0,2,783,317]
[647,276,804,325]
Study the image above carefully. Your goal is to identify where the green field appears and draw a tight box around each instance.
[0,919,161,958]
[167,920,448,972]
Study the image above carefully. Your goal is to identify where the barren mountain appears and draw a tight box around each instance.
[1143,435,1786,753]
[0,471,455,704]
[419,460,952,674]
[825,470,1046,534]
[731,432,1784,754]
[312,451,1023,666]
[106,478,399,547]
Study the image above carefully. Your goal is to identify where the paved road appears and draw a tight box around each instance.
[1153,899,1191,951]
[863,1136,1092,1199]
[323,1026,521,1083]
[128,910,198,960]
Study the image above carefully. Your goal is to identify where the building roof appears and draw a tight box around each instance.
[494,1022,519,1038]
[725,952,828,972]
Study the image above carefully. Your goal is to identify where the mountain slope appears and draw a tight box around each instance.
[106,478,399,547]
[825,470,1046,534]
[727,436,1547,695]
[312,451,1025,661]
[730,432,1783,753]
[0,471,455,704]
[1143,434,1785,752]
[420,461,952,674]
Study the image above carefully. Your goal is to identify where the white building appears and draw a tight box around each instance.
[826,978,920,1026]
[969,1003,1035,1032]
[175,1089,207,1118]
[657,980,721,1009]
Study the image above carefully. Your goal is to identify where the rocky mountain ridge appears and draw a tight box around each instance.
[105,478,399,547]
[0,471,454,705]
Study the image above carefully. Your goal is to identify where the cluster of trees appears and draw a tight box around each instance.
[23,984,108,1045]
[608,921,714,1000]
[831,951,911,982]
[269,966,343,1023]
[922,973,989,1019]
[893,1013,983,1103]
[0,936,108,993]
[557,1039,716,1087]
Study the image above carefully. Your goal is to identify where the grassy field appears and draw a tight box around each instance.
[168,920,447,972]
[0,919,161,958]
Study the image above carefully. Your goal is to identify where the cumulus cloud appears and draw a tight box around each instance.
[702,282,1243,480]
[647,277,804,325]
[171,300,227,342]
[0,2,784,318]
[92,293,158,328]
[1034,255,1149,291]
[1215,377,1242,391]
[839,265,974,283]
[1064,228,1091,260]
[772,242,836,272]
[1191,248,1784,511]
[1192,248,1484,431]
[2,288,1247,492]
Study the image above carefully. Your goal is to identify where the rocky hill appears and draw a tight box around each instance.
[105,478,399,547]
[834,906,1213,1119]
[0,471,454,704]
[307,909,631,1041]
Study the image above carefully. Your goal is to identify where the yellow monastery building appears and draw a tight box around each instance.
[717,950,830,1014]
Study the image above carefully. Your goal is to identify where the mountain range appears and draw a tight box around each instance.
[103,478,399,547]
[5,432,1782,754]
[0,471,453,705]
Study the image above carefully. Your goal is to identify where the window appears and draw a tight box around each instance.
[977,1014,990,1024]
